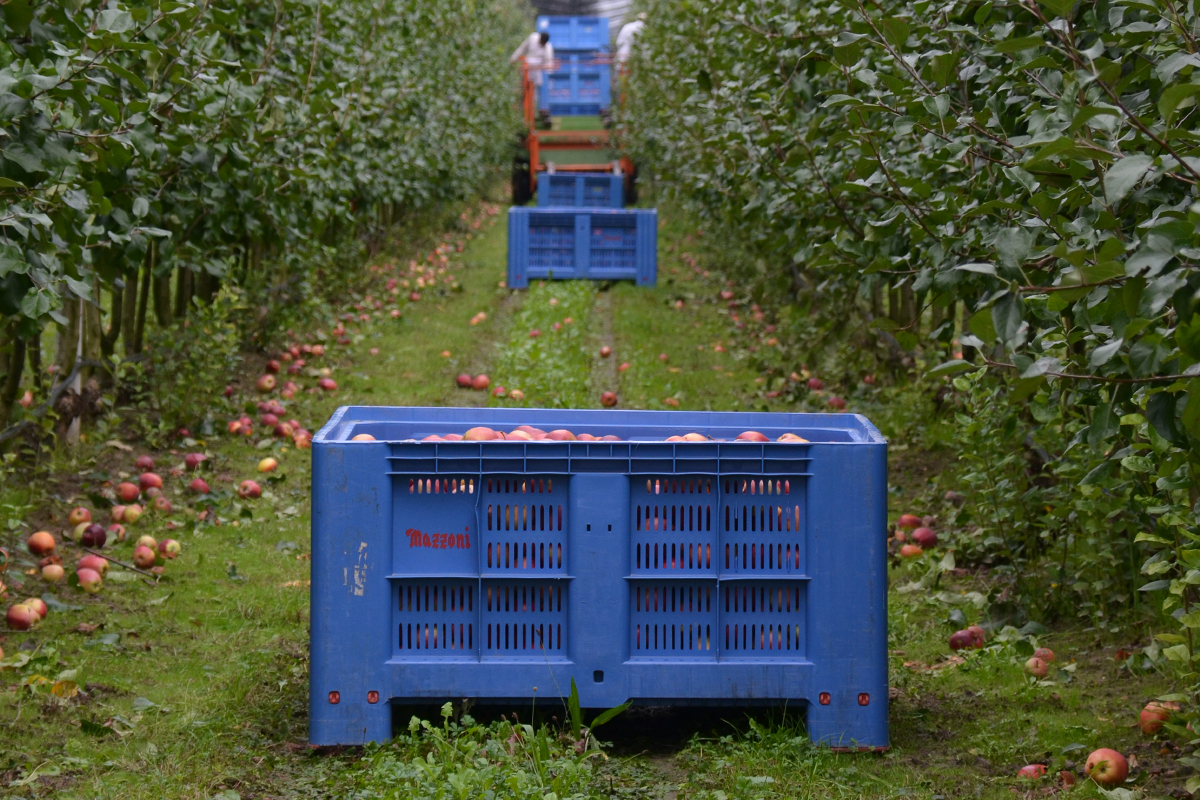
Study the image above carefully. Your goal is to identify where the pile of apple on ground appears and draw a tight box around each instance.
[891,511,1178,789]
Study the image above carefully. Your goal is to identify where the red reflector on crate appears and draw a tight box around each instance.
[367,691,379,704]
[858,693,869,706]
[328,691,340,705]
[819,692,831,705]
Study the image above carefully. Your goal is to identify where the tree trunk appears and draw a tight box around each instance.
[27,331,42,393]
[961,303,976,363]
[54,299,81,376]
[888,285,900,323]
[174,266,193,320]
[121,271,138,356]
[196,269,219,305]
[0,323,26,427]
[101,286,123,358]
[133,244,153,354]
[871,280,883,319]
[153,272,172,328]
[901,281,916,334]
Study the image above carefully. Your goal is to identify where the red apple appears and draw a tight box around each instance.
[111,505,126,522]
[6,603,37,630]
[27,530,55,556]
[911,527,937,548]
[139,472,163,491]
[456,373,473,388]
[68,507,92,526]
[123,504,144,524]
[1085,749,1128,787]
[966,625,987,646]
[318,378,337,391]
[136,535,157,550]
[78,554,109,577]
[1018,764,1046,779]
[600,392,618,408]
[949,629,983,650]
[238,480,262,499]
[23,597,48,619]
[529,329,541,338]
[472,374,490,391]
[107,524,126,543]
[132,546,156,569]
[189,478,210,494]
[158,539,181,559]
[76,567,102,594]
[256,374,276,393]
[618,362,631,372]
[778,433,809,442]
[352,433,375,441]
[736,431,770,442]
[1033,647,1055,662]
[116,482,140,502]
[409,291,420,302]
[510,389,525,401]
[265,359,280,374]
[42,563,65,583]
[806,377,824,390]
[294,433,312,449]
[135,455,155,471]
[1025,657,1049,678]
[261,413,279,428]
[258,457,278,473]
[224,384,234,397]
[546,429,576,441]
[463,427,498,441]
[1140,701,1180,734]
[311,344,325,357]
[81,524,106,548]
[899,544,923,558]
[897,514,922,529]
[600,346,612,358]
[658,353,669,362]
[144,486,162,500]
[185,453,208,470]
[153,495,172,515]
[827,396,846,410]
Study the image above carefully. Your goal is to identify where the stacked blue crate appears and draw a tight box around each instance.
[507,207,656,287]
[535,16,612,117]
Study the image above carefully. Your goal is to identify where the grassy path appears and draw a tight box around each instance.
[0,192,1185,800]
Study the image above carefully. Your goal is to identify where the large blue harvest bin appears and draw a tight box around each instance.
[537,173,624,208]
[538,54,612,116]
[309,407,889,750]
[507,207,656,288]
[537,16,610,52]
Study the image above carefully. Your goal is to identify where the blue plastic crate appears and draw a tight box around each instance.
[508,207,656,288]
[309,407,889,750]
[538,54,612,116]
[537,15,610,52]
[537,173,624,208]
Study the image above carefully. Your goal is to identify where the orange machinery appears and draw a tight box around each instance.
[517,58,634,197]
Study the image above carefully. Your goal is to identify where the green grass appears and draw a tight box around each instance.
[0,193,1189,800]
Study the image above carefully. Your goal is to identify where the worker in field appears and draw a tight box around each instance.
[511,30,554,86]
[617,13,646,66]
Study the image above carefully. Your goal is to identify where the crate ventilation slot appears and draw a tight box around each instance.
[487,540,564,570]
[409,478,474,494]
[724,479,791,495]
[634,584,713,653]
[725,542,802,571]
[724,584,803,652]
[484,583,565,653]
[725,504,801,532]
[397,583,473,651]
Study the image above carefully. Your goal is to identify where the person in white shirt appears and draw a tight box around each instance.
[616,14,646,64]
[511,32,554,86]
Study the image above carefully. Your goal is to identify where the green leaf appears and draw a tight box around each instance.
[588,701,631,731]
[968,307,996,343]
[80,719,112,737]
[927,359,977,377]
[1147,391,1185,445]
[1139,580,1171,591]
[993,36,1043,53]
[1158,83,1200,124]
[880,18,910,48]
[869,317,901,332]
[96,9,134,33]
[1104,155,1155,202]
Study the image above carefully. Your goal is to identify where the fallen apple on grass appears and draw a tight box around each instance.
[1033,647,1055,662]
[135,455,155,471]
[911,527,937,548]
[76,567,103,594]
[618,362,631,372]
[1085,749,1128,787]
[238,480,262,499]
[153,496,173,515]
[42,563,64,583]
[1024,656,1049,678]
[456,373,473,388]
[136,535,157,551]
[317,378,337,392]
[27,530,55,556]
[949,628,984,650]
[107,524,126,543]
[1140,701,1181,735]
[6,603,38,630]
[1017,764,1046,779]
[807,378,824,391]
[600,346,612,358]
[78,554,109,577]
[133,546,157,570]
[257,374,277,393]
[258,457,278,473]
[510,389,525,401]
[185,453,208,470]
[158,539,181,559]
[68,507,91,526]
[139,472,163,491]
[899,544,923,558]
[600,391,618,408]
[116,482,140,502]
[897,514,922,529]
[123,504,144,524]
[472,374,490,391]
[80,524,106,548]
[189,478,211,494]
